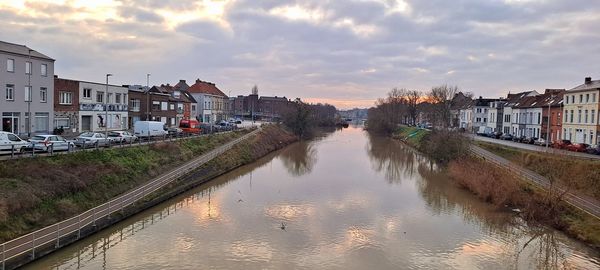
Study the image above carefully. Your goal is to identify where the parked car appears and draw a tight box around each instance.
[533,138,547,146]
[0,131,28,154]
[108,131,138,143]
[167,127,183,135]
[74,132,112,148]
[586,145,600,155]
[24,135,75,152]
[552,139,572,150]
[566,143,589,152]
[512,135,526,143]
[500,133,513,141]
[523,137,537,144]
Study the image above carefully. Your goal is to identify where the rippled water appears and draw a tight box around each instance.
[26,126,600,269]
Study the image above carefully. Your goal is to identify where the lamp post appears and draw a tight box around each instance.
[105,74,113,138]
[27,49,33,137]
[146,74,150,120]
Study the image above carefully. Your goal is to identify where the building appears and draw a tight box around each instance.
[78,80,128,132]
[54,77,80,136]
[562,77,600,145]
[486,99,505,133]
[187,79,229,123]
[450,92,473,128]
[472,97,498,133]
[258,96,288,120]
[128,85,175,127]
[538,89,564,143]
[172,80,199,122]
[458,100,474,131]
[1,41,55,137]
[502,91,538,136]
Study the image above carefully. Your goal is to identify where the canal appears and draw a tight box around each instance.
[26,126,600,269]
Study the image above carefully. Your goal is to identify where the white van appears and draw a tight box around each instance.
[0,131,28,154]
[134,121,167,138]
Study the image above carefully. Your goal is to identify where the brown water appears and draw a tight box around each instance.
[26,126,600,270]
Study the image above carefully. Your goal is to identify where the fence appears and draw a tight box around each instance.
[0,128,260,269]
[468,145,600,220]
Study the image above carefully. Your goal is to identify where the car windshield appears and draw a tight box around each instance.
[79,132,94,137]
[31,136,46,141]
[108,132,120,137]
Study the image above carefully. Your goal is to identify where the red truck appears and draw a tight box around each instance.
[179,119,202,134]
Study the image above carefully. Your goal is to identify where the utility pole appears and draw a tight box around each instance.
[105,74,113,138]
[27,49,33,137]
[146,74,150,120]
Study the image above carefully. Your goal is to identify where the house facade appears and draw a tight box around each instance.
[562,77,600,145]
[54,77,80,136]
[78,81,128,132]
[1,41,55,137]
[486,100,505,133]
[187,79,229,123]
[128,86,175,127]
[503,91,538,136]
[538,89,564,143]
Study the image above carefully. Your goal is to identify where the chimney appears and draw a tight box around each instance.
[585,77,592,84]
[179,79,186,83]
[196,79,201,83]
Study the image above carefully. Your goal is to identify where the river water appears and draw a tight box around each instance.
[26,126,600,270]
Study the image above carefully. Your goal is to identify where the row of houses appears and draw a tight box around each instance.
[231,87,289,120]
[451,77,600,145]
[0,41,237,137]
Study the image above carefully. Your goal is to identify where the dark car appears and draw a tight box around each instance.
[566,143,589,152]
[500,133,513,140]
[523,137,537,144]
[586,145,600,155]
[512,135,526,143]
[491,131,503,139]
[552,139,572,150]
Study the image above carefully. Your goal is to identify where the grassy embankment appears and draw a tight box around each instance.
[394,129,600,247]
[0,129,252,241]
[392,126,430,148]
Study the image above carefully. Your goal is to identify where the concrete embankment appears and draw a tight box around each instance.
[0,125,297,269]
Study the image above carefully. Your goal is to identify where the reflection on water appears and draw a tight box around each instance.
[26,127,600,270]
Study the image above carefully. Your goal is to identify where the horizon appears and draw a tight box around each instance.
[1,0,599,109]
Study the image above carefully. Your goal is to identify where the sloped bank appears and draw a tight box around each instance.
[390,128,600,248]
[4,125,298,269]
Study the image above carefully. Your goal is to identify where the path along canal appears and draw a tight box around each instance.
[25,126,600,269]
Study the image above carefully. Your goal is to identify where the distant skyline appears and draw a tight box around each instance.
[1,0,599,109]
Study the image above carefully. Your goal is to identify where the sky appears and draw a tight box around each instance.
[1,0,599,109]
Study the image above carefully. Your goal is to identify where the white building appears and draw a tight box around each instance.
[79,81,128,132]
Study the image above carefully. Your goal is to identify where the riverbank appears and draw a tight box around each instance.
[390,129,600,248]
[0,126,296,243]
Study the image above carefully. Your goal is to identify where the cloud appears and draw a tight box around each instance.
[1,0,600,109]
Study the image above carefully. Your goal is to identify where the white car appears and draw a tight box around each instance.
[74,132,112,148]
[0,131,28,154]
[108,131,138,143]
[533,138,547,146]
[25,135,75,152]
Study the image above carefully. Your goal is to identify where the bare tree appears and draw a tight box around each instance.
[407,90,421,125]
[429,85,459,128]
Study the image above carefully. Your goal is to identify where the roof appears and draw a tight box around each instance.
[187,79,228,97]
[181,91,197,103]
[259,96,288,101]
[504,91,538,107]
[473,97,499,107]
[0,41,54,61]
[514,95,540,108]
[535,89,565,107]
[173,80,189,91]
[569,79,600,92]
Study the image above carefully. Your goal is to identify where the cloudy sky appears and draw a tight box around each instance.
[1,0,599,109]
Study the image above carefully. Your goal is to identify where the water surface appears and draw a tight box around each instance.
[26,126,600,269]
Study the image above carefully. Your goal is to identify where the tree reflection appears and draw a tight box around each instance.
[366,133,428,183]
[279,141,318,177]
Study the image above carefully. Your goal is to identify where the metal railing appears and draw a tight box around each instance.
[468,145,600,220]
[0,127,261,269]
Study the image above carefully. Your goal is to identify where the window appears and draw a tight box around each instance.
[152,101,160,111]
[115,93,121,104]
[578,109,582,123]
[5,84,14,101]
[83,88,92,99]
[570,110,574,123]
[161,102,168,111]
[585,110,589,123]
[7,133,20,142]
[25,61,31,74]
[55,118,70,129]
[571,96,575,104]
[192,105,196,111]
[107,93,113,103]
[594,93,597,103]
[97,91,104,103]
[538,113,541,124]
[169,103,175,110]
[130,99,140,112]
[592,110,596,125]
[40,87,47,102]
[565,96,568,104]
[59,91,72,104]
[586,94,590,103]
[6,59,14,72]
[34,112,49,132]
[41,64,47,76]
[24,86,32,102]
[565,111,568,122]
[579,95,583,103]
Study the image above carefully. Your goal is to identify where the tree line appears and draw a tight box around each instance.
[367,85,462,134]
[281,98,337,138]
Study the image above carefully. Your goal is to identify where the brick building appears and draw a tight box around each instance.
[53,76,80,136]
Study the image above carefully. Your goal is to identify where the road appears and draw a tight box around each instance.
[0,127,261,269]
[470,145,600,220]
[468,134,600,160]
